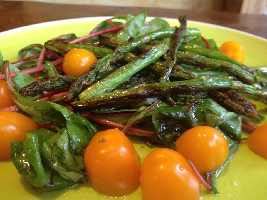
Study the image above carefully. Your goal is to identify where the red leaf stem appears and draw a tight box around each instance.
[200,36,211,50]
[11,54,40,66]
[0,58,63,80]
[82,113,154,136]
[34,48,47,81]
[70,26,124,44]
[184,36,190,45]
[106,19,117,28]
[43,88,69,97]
[38,124,57,131]
[46,51,61,59]
[95,113,134,118]
[188,160,212,191]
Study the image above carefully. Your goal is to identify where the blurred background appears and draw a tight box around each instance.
[3,0,267,14]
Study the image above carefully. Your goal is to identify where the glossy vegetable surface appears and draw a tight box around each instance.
[247,123,267,160]
[63,48,97,77]
[0,111,38,160]
[0,16,267,200]
[140,148,200,200]
[84,129,141,196]
[0,80,16,109]
[219,41,245,63]
[175,126,229,174]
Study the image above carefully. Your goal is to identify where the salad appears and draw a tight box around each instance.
[0,11,267,199]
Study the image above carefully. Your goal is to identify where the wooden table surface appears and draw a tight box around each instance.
[0,1,267,39]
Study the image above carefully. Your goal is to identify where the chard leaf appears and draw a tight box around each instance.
[189,37,218,50]
[23,133,51,187]
[11,134,51,188]
[44,61,60,77]
[53,33,77,42]
[138,18,170,36]
[123,102,160,131]
[113,14,135,22]
[95,20,124,32]
[16,59,38,70]
[151,112,187,148]
[211,142,239,194]
[117,10,147,41]
[18,44,43,60]
[35,175,76,192]
[9,63,19,73]
[219,116,242,139]
[41,129,85,182]
[42,141,84,182]
[13,73,35,90]
[157,106,187,120]
[185,98,238,127]
[157,99,237,127]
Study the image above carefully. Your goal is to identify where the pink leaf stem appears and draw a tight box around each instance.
[89,24,102,34]
[188,160,212,191]
[52,33,75,41]
[0,58,63,80]
[11,54,40,66]
[46,51,61,59]
[70,26,124,44]
[95,113,134,118]
[38,124,57,131]
[43,88,69,97]
[106,19,117,28]
[34,48,47,80]
[200,36,211,50]
[82,113,154,136]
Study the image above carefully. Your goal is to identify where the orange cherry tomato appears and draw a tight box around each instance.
[84,129,141,196]
[0,111,38,160]
[175,126,229,174]
[0,80,16,109]
[219,41,245,63]
[140,148,200,200]
[63,48,97,77]
[247,123,267,160]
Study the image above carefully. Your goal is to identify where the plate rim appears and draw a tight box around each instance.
[0,16,266,42]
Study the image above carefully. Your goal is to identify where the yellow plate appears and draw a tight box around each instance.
[0,17,267,200]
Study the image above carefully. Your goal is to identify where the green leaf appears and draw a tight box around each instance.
[53,33,77,42]
[16,59,38,70]
[157,106,187,120]
[137,18,170,36]
[13,73,35,90]
[44,61,60,77]
[185,98,238,127]
[151,112,188,148]
[23,133,51,187]
[157,99,237,128]
[18,44,43,60]
[219,116,242,139]
[113,14,135,22]
[211,143,239,194]
[40,128,85,182]
[35,175,76,192]
[11,134,51,188]
[117,10,147,41]
[189,37,218,50]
